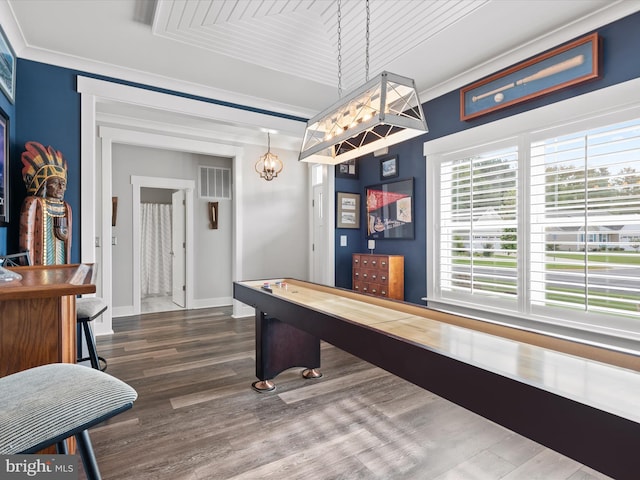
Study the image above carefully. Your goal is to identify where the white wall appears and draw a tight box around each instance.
[191,153,233,303]
[110,141,309,315]
[240,144,309,281]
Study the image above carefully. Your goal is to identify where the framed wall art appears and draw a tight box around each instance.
[0,25,15,103]
[380,156,398,180]
[0,108,8,224]
[460,33,600,121]
[366,178,414,240]
[335,158,358,179]
[336,192,360,229]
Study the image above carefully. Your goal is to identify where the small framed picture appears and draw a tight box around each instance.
[335,158,358,179]
[336,192,360,229]
[380,156,398,180]
[0,25,16,103]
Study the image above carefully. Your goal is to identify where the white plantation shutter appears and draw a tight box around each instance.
[530,119,640,318]
[433,115,640,336]
[440,146,518,302]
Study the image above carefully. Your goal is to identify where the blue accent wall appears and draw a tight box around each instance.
[334,137,427,304]
[11,60,81,261]
[335,10,640,305]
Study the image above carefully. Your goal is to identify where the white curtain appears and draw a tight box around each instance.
[141,203,173,297]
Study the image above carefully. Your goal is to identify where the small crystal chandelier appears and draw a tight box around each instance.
[256,132,283,181]
[299,0,428,165]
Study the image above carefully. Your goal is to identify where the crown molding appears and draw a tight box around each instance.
[22,45,317,120]
[419,1,640,102]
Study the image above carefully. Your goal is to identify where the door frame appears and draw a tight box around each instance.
[171,189,186,308]
[308,164,335,286]
[78,76,309,334]
[132,176,194,315]
[90,125,245,335]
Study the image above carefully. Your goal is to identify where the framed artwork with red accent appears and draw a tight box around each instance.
[365,178,413,240]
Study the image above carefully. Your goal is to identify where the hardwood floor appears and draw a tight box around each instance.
[87,307,612,479]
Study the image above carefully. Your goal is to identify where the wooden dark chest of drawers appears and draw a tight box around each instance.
[352,254,404,300]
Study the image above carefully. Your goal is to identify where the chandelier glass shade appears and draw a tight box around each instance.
[256,133,283,181]
[299,71,428,165]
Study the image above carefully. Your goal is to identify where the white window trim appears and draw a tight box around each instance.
[425,78,640,349]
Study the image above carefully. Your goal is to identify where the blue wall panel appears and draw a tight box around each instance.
[11,60,80,261]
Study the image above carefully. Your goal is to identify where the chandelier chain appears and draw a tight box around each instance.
[365,0,370,82]
[337,0,342,98]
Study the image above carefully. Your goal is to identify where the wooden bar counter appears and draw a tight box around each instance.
[0,264,96,377]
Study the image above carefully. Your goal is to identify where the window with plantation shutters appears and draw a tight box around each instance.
[431,114,640,338]
[530,119,640,318]
[440,147,518,302]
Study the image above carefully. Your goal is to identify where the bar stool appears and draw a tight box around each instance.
[77,297,108,371]
[0,363,137,480]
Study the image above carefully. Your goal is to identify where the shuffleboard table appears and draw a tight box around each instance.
[233,278,640,479]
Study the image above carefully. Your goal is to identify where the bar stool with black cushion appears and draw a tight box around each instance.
[77,297,108,371]
[0,363,137,480]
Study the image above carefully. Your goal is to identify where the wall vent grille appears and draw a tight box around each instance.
[199,166,231,200]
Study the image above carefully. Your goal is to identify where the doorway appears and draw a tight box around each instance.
[131,176,195,316]
[139,187,187,314]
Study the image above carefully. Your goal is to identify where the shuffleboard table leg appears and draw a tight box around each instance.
[251,380,276,392]
[302,368,322,379]
[254,309,321,392]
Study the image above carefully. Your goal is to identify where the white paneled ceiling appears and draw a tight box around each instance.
[4,0,640,144]
[153,0,488,91]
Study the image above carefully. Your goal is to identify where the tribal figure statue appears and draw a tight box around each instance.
[19,141,72,265]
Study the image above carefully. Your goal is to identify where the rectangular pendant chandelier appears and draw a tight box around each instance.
[299,71,428,165]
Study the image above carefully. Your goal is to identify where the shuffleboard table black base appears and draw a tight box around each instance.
[254,309,322,389]
[234,279,640,480]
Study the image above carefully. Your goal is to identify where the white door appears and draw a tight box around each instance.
[171,190,186,307]
[311,184,325,283]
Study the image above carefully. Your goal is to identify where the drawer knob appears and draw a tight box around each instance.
[355,286,359,290]
[381,276,387,281]
[363,287,368,292]
[372,274,377,279]
[354,259,359,264]
[381,291,386,295]
[363,273,367,278]
[382,262,387,266]
[363,260,368,265]
[372,289,377,293]
[372,261,376,265]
